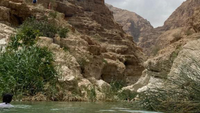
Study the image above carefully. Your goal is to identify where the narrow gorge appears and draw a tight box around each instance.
[0,0,200,112]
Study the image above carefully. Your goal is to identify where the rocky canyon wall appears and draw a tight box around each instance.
[0,0,146,100]
[123,0,200,92]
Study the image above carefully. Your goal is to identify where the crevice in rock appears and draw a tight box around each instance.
[11,14,23,26]
[149,69,160,73]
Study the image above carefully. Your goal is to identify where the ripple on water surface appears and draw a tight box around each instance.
[0,102,161,113]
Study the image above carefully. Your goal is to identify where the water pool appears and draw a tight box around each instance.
[0,102,161,113]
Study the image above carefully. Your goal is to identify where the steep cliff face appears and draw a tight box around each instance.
[162,0,200,31]
[106,4,162,56]
[0,0,145,100]
[145,0,200,56]
[52,0,145,84]
[108,0,200,56]
[140,0,200,56]
[188,7,200,33]
[106,4,154,43]
[123,0,200,92]
[150,0,200,55]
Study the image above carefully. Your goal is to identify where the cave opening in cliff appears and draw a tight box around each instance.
[11,14,24,26]
[124,60,133,66]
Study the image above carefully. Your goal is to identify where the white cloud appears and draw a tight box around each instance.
[105,0,186,28]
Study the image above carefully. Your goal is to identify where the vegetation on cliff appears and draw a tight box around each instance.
[0,17,69,99]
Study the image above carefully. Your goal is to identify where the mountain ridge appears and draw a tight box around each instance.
[106,4,154,43]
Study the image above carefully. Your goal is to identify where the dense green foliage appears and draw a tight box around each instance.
[20,18,68,38]
[8,26,40,49]
[8,18,69,50]
[21,18,56,38]
[0,18,61,98]
[0,46,57,96]
[58,27,69,38]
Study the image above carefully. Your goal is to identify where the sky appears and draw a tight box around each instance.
[105,0,186,28]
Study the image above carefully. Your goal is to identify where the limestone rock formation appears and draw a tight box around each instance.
[188,7,200,33]
[108,0,200,56]
[52,0,146,85]
[123,1,200,92]
[150,0,200,55]
[106,4,161,56]
[143,0,200,56]
[0,0,145,100]
[162,0,200,31]
[0,23,15,49]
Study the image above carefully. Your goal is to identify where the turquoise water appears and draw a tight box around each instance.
[0,102,161,113]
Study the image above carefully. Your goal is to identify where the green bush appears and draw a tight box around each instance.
[0,17,65,99]
[8,18,69,50]
[0,46,57,96]
[21,18,57,38]
[8,26,40,50]
[20,18,69,38]
[58,27,69,38]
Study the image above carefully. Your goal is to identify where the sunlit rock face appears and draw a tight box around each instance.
[50,0,146,85]
[0,0,146,100]
[0,23,15,49]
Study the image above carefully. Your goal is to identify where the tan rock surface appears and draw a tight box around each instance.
[108,0,200,57]
[123,4,200,91]
[53,0,146,84]
[0,23,15,49]
[169,38,200,80]
[0,0,146,100]
[162,0,200,31]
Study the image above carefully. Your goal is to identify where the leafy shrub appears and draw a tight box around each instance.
[58,27,69,38]
[1,17,61,98]
[0,46,57,96]
[8,17,69,50]
[21,18,57,38]
[20,18,69,38]
[8,26,40,50]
